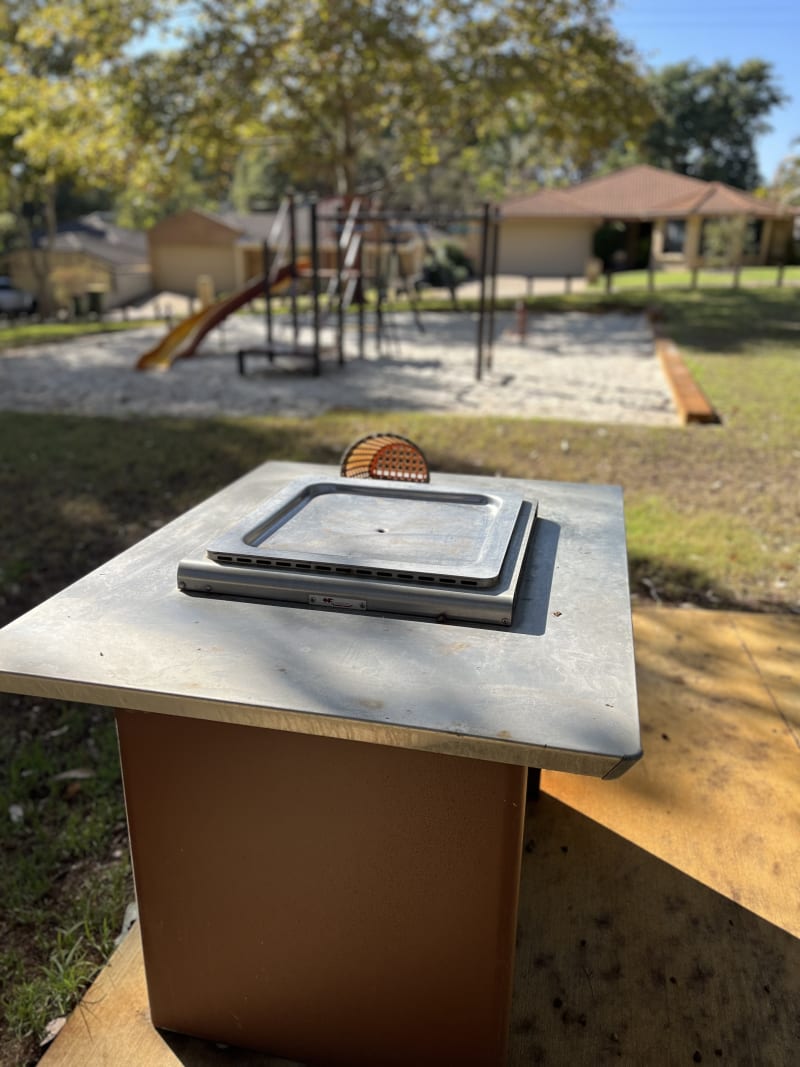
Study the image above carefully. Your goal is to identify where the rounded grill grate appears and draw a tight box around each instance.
[340,434,430,483]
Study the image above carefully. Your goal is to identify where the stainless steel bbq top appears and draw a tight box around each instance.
[208,476,525,585]
[0,462,641,778]
[182,476,537,626]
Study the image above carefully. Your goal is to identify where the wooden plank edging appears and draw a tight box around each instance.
[655,335,721,424]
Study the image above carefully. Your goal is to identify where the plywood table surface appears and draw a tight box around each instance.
[41,606,800,1066]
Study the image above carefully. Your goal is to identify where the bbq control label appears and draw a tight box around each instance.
[309,595,367,611]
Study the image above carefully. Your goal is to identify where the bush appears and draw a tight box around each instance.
[422,242,475,295]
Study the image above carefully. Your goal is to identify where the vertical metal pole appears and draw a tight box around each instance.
[336,206,345,366]
[262,240,273,349]
[486,206,500,371]
[310,198,321,376]
[357,214,365,360]
[375,223,384,357]
[288,191,299,346]
[475,202,490,381]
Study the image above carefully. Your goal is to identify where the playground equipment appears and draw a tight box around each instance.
[137,196,501,380]
[237,195,365,377]
[135,263,302,372]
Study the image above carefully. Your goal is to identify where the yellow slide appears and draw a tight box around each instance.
[135,263,303,371]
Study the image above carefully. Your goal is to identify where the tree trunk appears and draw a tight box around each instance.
[14,180,58,316]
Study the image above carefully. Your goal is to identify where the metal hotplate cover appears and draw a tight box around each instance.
[206,476,529,587]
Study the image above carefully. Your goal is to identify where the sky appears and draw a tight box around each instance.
[610,0,799,182]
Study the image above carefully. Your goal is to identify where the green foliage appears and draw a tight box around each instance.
[173,0,651,205]
[587,265,800,291]
[0,319,155,348]
[3,856,130,1047]
[0,2,165,189]
[0,694,132,1056]
[422,242,474,296]
[230,145,297,213]
[592,222,626,268]
[641,60,787,189]
[0,1,167,306]
[701,218,744,268]
[772,145,800,204]
[1,1,655,226]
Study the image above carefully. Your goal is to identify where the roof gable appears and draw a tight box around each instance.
[657,182,785,218]
[148,210,244,246]
[27,214,148,266]
[503,165,789,220]
[568,165,709,213]
[501,188,599,219]
[216,212,278,242]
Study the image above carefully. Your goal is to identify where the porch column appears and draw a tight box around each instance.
[651,218,665,265]
[684,216,702,269]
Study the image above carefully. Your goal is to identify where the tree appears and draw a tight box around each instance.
[114,30,256,229]
[172,1,652,205]
[0,1,164,306]
[772,141,800,206]
[641,60,787,189]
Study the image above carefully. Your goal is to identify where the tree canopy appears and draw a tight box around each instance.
[6,0,788,253]
[772,140,800,205]
[0,1,164,302]
[141,0,652,210]
[0,2,164,200]
[640,59,787,189]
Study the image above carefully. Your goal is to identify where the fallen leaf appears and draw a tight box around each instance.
[114,901,139,946]
[40,1016,66,1046]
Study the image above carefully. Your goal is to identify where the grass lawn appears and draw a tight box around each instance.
[1,288,798,1064]
[587,264,800,293]
[0,319,159,350]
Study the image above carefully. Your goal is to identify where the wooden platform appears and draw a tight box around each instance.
[41,607,799,1066]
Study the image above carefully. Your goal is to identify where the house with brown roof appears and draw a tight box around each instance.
[148,204,427,297]
[497,165,796,277]
[147,209,279,296]
[5,213,151,311]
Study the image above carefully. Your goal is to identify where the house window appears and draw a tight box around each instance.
[700,217,763,261]
[745,219,762,256]
[663,220,685,253]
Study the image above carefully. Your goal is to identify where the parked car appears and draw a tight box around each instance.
[0,276,37,315]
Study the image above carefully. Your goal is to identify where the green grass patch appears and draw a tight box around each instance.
[587,265,800,293]
[0,699,130,1063]
[0,319,157,351]
[625,495,773,604]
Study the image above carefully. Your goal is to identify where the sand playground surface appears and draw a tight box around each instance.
[0,309,677,426]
